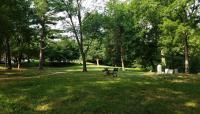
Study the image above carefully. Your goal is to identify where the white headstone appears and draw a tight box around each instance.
[165,69,174,74]
[168,69,173,74]
[165,68,169,74]
[157,64,162,74]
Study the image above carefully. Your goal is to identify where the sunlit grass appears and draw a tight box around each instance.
[0,64,200,114]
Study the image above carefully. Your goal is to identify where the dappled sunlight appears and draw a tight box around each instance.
[13,96,27,102]
[95,78,121,85]
[177,75,186,78]
[0,71,18,77]
[185,101,198,108]
[35,102,53,111]
[52,71,67,74]
[157,88,183,95]
[0,68,28,71]
[65,69,82,72]
[65,68,103,72]
[41,71,68,77]
[1,65,200,113]
[135,81,152,85]
[143,72,156,76]
[0,67,6,70]
[170,79,189,83]
[119,72,144,77]
[2,72,16,75]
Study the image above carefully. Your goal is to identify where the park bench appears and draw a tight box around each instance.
[102,68,118,77]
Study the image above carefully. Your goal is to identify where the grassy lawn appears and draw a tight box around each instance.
[0,64,200,114]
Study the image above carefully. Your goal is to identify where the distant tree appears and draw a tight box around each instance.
[51,0,101,72]
[82,12,106,66]
[159,19,180,69]
[104,0,161,71]
[160,0,200,74]
[0,1,13,69]
[87,39,105,66]
[34,0,58,70]
[34,0,49,70]
[0,0,32,69]
[46,39,80,62]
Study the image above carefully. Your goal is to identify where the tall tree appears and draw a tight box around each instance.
[0,1,13,69]
[105,0,161,71]
[0,0,32,69]
[161,0,200,74]
[82,12,106,66]
[34,0,49,70]
[51,0,97,72]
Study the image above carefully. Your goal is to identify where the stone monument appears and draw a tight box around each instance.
[157,64,162,74]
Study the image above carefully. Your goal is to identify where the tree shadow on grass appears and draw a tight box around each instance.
[0,70,200,114]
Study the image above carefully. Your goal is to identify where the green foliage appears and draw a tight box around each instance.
[34,0,48,18]
[159,0,200,72]
[0,0,200,72]
[104,0,161,69]
[46,39,80,62]
[83,12,105,39]
[87,39,105,62]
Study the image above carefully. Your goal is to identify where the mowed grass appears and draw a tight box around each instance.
[0,64,200,114]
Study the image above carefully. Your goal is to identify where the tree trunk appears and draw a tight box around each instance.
[96,58,100,66]
[17,54,22,69]
[5,37,12,70]
[161,49,166,66]
[67,2,88,72]
[171,52,175,69]
[38,22,46,70]
[184,36,189,74]
[27,55,30,63]
[150,59,156,72]
[38,37,45,70]
[5,53,7,68]
[121,46,125,71]
[17,58,21,69]
[81,51,87,72]
[78,3,87,72]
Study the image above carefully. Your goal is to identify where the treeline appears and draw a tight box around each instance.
[86,0,200,73]
[0,0,200,73]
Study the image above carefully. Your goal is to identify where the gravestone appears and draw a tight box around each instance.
[165,68,174,74]
[168,69,173,74]
[157,64,162,74]
[165,68,169,74]
[174,69,178,74]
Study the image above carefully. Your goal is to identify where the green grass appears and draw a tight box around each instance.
[0,64,200,114]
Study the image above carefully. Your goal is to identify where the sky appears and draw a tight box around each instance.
[52,0,109,37]
[83,0,109,12]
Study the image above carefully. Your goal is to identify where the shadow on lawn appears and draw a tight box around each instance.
[0,69,200,114]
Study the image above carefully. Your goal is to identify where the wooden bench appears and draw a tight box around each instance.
[102,68,118,77]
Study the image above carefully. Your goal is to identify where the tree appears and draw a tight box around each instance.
[159,19,179,69]
[34,0,58,70]
[11,0,33,69]
[160,0,200,74]
[82,12,106,66]
[104,0,161,71]
[0,0,32,69]
[34,0,49,70]
[46,38,80,63]
[86,39,105,66]
[105,1,128,71]
[51,0,101,72]
[0,1,13,69]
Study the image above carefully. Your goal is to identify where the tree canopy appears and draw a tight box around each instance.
[0,0,200,73]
